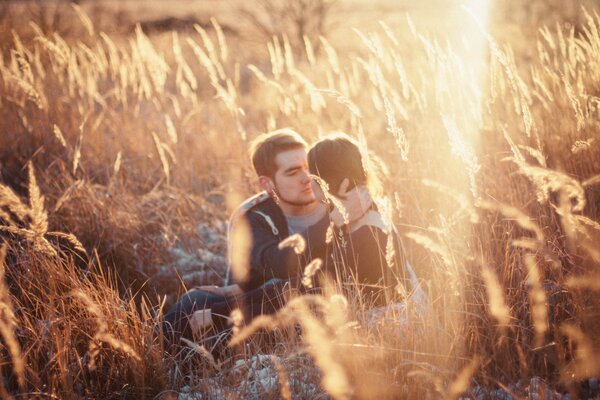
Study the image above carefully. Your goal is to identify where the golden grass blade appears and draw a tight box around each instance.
[53,124,67,147]
[477,199,544,242]
[480,264,511,329]
[71,3,95,37]
[278,233,306,254]
[0,243,26,390]
[210,18,228,62]
[27,162,48,237]
[405,231,453,267]
[446,356,480,400]
[228,217,251,286]
[72,132,83,175]
[164,115,178,144]
[113,151,122,174]
[565,275,600,290]
[47,231,87,255]
[524,254,548,347]
[271,356,292,400]
[302,258,323,289]
[180,337,220,370]
[152,132,170,183]
[303,35,316,66]
[0,185,28,222]
[560,324,600,382]
[53,179,84,213]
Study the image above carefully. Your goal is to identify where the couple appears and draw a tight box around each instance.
[162,129,415,348]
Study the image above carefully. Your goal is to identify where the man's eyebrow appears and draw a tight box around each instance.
[284,166,302,173]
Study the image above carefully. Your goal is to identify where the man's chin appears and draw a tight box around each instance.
[284,197,317,207]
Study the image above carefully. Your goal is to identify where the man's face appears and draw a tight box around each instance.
[271,148,316,207]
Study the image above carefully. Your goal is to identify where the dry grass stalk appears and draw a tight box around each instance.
[480,264,511,329]
[113,152,122,174]
[405,231,453,268]
[560,324,600,382]
[152,131,170,182]
[311,175,348,224]
[52,124,67,147]
[271,356,292,400]
[524,254,548,347]
[72,132,83,175]
[230,294,351,398]
[278,233,306,254]
[27,162,48,237]
[0,243,25,390]
[512,158,586,213]
[422,179,479,224]
[446,356,480,400]
[303,35,316,66]
[53,179,84,212]
[70,290,141,370]
[180,337,220,370]
[71,3,94,37]
[477,199,544,242]
[566,275,600,290]
[302,258,323,289]
[164,115,178,144]
[229,217,252,285]
[210,18,228,63]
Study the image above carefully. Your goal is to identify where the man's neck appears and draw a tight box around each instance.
[279,199,319,217]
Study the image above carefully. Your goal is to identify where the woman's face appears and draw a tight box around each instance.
[310,179,326,202]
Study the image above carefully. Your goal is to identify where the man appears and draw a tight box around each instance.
[161,129,370,347]
[225,128,372,292]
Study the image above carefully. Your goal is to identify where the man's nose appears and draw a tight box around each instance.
[300,170,311,183]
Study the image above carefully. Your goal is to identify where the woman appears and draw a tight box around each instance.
[308,133,412,306]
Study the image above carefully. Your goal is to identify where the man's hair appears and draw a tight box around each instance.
[249,128,308,177]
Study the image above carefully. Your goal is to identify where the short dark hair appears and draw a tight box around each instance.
[308,133,367,195]
[249,129,308,178]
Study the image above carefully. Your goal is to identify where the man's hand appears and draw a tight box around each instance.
[329,179,372,227]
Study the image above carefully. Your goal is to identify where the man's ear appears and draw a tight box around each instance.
[258,175,274,193]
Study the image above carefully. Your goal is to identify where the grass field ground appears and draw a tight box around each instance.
[0,0,600,398]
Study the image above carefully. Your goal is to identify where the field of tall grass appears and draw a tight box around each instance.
[0,1,599,398]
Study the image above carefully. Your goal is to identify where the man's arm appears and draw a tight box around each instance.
[242,211,330,290]
[228,186,371,291]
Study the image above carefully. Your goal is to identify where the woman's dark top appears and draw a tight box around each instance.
[323,210,409,306]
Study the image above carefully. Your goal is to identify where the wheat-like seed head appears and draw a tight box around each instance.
[560,323,600,382]
[524,254,548,347]
[301,258,323,289]
[278,233,306,255]
[480,264,511,329]
[446,356,480,400]
[71,3,94,37]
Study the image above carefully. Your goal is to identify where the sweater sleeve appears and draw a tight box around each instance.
[231,211,330,291]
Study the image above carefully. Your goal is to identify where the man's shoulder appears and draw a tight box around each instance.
[229,192,278,223]
[236,191,272,213]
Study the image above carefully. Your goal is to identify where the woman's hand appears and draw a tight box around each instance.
[311,179,326,202]
[330,179,372,227]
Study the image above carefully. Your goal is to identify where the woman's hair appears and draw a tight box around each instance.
[308,132,382,196]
